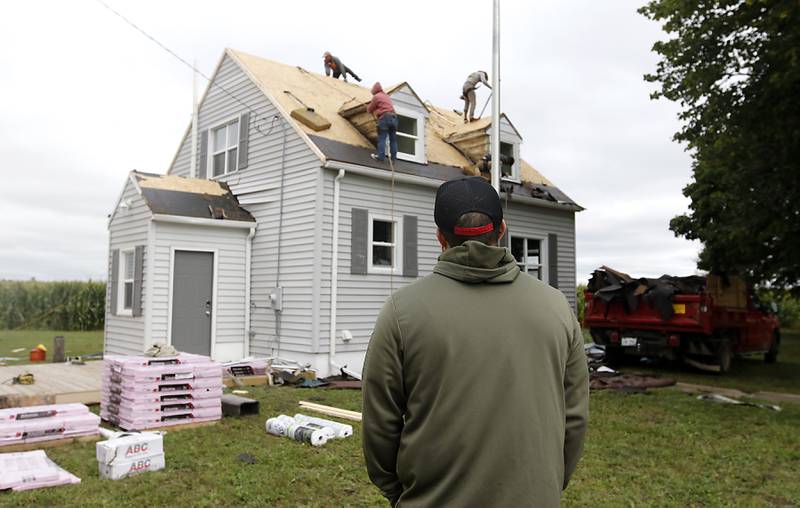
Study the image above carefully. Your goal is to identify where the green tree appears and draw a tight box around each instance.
[640,0,800,290]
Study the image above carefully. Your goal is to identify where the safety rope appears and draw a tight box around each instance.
[388,156,396,295]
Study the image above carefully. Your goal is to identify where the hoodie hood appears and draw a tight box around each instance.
[433,241,519,284]
[371,82,383,94]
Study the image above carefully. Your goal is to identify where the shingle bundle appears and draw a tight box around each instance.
[0,403,100,447]
[100,353,222,430]
[0,450,80,491]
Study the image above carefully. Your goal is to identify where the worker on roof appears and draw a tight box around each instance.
[461,70,492,123]
[362,177,589,507]
[323,52,361,83]
[367,82,398,163]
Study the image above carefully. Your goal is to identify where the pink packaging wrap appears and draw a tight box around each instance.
[0,403,89,422]
[101,387,223,403]
[101,407,221,430]
[101,396,219,413]
[0,450,81,491]
[1,412,100,445]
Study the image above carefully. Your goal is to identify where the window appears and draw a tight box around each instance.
[367,215,402,273]
[500,141,515,179]
[393,110,426,164]
[119,249,135,313]
[210,118,239,177]
[511,236,547,282]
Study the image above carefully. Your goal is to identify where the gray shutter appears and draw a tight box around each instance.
[351,208,368,275]
[548,233,558,289]
[132,245,145,317]
[238,112,250,170]
[402,215,418,277]
[199,129,209,179]
[109,249,119,315]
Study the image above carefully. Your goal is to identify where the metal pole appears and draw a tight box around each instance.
[490,0,501,194]
[190,60,199,178]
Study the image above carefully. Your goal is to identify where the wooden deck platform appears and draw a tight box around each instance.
[0,361,103,409]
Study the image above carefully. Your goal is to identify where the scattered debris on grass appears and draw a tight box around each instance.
[697,393,781,412]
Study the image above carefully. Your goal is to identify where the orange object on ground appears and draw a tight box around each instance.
[29,348,46,362]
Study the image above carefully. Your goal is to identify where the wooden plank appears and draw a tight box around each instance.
[0,362,103,409]
[223,375,269,388]
[0,434,100,453]
[298,401,362,422]
[101,419,219,433]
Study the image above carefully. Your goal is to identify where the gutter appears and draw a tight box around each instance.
[322,161,582,212]
[244,226,256,358]
[151,214,256,229]
[329,169,346,376]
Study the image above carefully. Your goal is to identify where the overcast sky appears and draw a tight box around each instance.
[0,0,701,284]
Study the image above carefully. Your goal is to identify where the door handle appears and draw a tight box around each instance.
[205,300,212,316]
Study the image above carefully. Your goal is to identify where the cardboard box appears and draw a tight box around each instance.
[98,453,165,480]
[96,433,163,465]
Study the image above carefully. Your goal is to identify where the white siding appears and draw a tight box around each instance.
[319,172,440,353]
[319,171,578,356]
[149,222,249,359]
[105,178,150,356]
[168,54,321,357]
[390,85,428,117]
[505,201,577,309]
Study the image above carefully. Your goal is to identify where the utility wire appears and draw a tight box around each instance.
[95,0,275,137]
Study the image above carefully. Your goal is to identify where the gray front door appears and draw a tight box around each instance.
[171,250,214,355]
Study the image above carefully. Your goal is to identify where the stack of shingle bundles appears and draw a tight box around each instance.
[0,450,81,491]
[101,352,222,430]
[0,403,100,447]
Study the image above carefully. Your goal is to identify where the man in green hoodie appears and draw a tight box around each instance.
[362,177,589,507]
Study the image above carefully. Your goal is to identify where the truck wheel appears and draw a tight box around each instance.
[605,346,624,367]
[715,341,732,373]
[765,333,780,364]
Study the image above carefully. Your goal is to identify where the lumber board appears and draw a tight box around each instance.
[298,401,362,422]
[0,434,100,453]
[223,375,269,388]
[0,362,103,409]
[101,419,219,433]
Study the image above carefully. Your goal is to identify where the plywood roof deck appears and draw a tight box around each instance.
[227,49,554,187]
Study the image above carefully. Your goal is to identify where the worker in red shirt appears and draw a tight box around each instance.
[367,82,398,162]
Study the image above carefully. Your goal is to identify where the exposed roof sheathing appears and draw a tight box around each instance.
[138,174,228,196]
[133,172,255,222]
[225,49,567,203]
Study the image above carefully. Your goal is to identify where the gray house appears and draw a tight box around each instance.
[105,49,582,376]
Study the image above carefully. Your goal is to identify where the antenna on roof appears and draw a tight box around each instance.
[490,0,501,194]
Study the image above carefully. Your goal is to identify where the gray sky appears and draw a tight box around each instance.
[0,0,701,284]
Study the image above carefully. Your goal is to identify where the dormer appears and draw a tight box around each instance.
[443,114,523,181]
[339,83,429,164]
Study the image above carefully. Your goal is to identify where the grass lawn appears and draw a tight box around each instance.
[4,386,799,507]
[618,329,800,395]
[0,330,103,365]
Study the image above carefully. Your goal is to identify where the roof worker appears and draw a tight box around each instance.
[323,51,362,83]
[362,176,589,507]
[461,70,491,123]
[367,82,398,162]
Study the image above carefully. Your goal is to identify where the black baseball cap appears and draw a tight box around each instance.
[434,177,503,236]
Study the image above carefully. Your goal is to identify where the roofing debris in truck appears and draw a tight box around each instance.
[588,266,707,320]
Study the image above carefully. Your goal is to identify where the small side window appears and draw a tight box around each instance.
[119,249,135,314]
[367,214,403,274]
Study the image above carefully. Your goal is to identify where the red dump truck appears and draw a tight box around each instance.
[583,267,780,373]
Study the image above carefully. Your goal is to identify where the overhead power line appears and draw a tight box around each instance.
[95,0,278,137]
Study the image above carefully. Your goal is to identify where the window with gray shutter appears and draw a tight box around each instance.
[238,112,250,170]
[351,208,368,275]
[548,233,558,289]
[132,245,145,317]
[109,249,119,315]
[198,129,209,179]
[402,215,418,277]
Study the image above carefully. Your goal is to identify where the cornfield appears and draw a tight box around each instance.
[0,280,106,330]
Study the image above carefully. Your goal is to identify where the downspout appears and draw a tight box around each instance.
[329,169,345,376]
[243,226,256,358]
